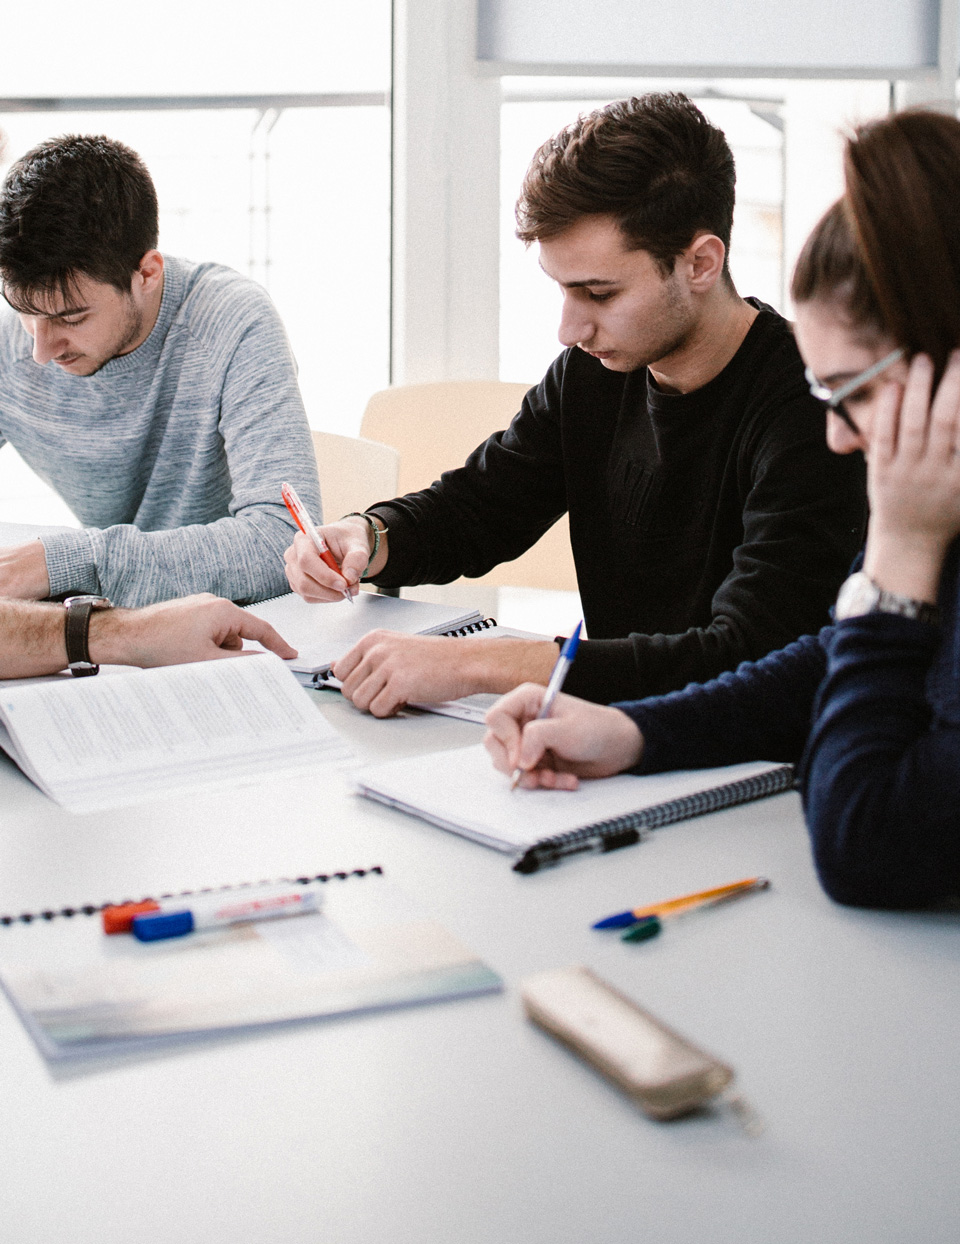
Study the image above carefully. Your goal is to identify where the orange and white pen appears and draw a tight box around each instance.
[592,877,769,928]
[281,481,353,605]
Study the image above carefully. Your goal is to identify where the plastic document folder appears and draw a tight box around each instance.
[0,870,502,1063]
[245,590,494,679]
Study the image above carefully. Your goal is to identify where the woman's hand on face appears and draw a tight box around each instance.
[864,349,960,601]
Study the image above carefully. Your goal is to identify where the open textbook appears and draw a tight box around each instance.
[245,590,493,680]
[0,653,353,813]
[0,869,502,1062]
[356,743,795,859]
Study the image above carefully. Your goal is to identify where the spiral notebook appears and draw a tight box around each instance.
[355,744,794,860]
[244,590,497,682]
[0,867,502,1062]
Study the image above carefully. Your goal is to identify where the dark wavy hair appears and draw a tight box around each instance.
[0,134,159,313]
[515,93,736,277]
[791,109,960,380]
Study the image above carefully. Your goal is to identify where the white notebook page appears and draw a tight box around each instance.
[355,744,785,852]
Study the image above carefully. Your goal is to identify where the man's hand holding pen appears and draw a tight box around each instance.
[284,512,388,603]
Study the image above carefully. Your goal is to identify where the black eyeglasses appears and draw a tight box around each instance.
[805,347,905,434]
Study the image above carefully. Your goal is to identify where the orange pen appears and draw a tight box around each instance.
[593,877,769,928]
[281,481,353,605]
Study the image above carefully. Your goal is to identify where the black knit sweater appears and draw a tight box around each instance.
[369,304,867,703]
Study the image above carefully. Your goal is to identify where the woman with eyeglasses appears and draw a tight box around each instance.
[485,107,960,909]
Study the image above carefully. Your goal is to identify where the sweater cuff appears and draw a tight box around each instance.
[362,504,418,588]
[40,530,103,597]
[611,701,676,775]
[561,637,644,704]
[825,611,940,664]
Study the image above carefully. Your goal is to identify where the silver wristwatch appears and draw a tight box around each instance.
[834,571,940,627]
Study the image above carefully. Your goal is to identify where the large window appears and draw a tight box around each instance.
[0,1,392,436]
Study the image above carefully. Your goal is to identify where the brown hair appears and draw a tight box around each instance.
[791,109,960,377]
[0,134,159,313]
[515,93,736,277]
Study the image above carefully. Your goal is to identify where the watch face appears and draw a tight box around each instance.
[835,572,939,625]
[835,572,880,621]
[63,595,112,609]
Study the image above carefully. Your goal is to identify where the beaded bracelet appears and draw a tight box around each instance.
[342,512,388,579]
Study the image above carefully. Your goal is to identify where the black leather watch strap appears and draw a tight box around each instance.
[63,596,112,676]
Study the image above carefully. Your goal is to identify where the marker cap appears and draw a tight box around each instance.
[132,910,195,941]
[102,901,160,934]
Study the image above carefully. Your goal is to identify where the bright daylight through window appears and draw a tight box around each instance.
[0,0,391,522]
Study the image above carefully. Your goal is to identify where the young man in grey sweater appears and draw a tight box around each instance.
[0,134,321,608]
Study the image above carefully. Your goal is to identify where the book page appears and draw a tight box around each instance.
[406,693,499,724]
[0,654,353,812]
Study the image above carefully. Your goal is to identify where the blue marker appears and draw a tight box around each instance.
[131,883,324,942]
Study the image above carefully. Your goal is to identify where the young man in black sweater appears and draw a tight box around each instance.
[285,93,866,716]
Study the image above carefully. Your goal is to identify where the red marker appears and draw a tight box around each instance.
[281,481,353,604]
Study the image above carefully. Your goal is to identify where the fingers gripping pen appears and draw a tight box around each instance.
[281,481,353,605]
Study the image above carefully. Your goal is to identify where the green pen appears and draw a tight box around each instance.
[621,915,662,943]
[620,878,770,942]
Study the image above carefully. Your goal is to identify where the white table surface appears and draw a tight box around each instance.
[0,688,957,1243]
[0,519,75,547]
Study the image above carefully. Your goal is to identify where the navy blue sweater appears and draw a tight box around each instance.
[621,546,960,908]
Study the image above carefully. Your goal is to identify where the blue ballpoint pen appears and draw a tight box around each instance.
[510,620,583,791]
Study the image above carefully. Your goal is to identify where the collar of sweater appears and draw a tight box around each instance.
[80,254,187,380]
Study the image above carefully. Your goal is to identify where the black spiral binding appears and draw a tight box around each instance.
[440,617,498,637]
[514,766,795,873]
[617,765,795,832]
[309,618,499,689]
[0,866,384,927]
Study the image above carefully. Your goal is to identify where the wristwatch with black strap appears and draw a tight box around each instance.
[63,595,114,676]
[834,571,940,627]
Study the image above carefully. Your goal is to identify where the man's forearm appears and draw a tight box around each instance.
[464,637,560,694]
[0,600,68,678]
[0,600,161,678]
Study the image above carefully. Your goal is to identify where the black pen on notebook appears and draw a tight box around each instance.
[510,620,583,791]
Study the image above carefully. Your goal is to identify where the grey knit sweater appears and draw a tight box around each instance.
[0,255,321,606]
